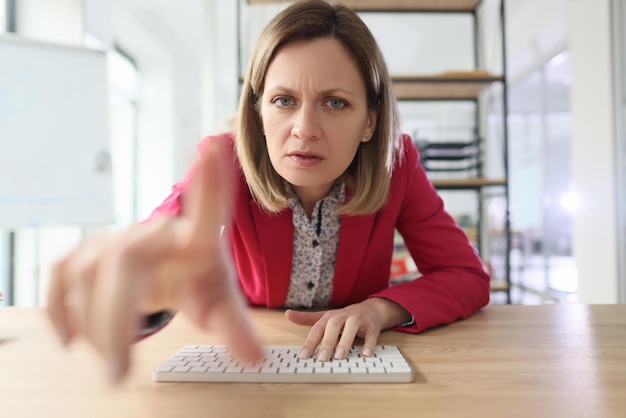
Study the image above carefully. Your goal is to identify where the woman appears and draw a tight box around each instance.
[47,0,490,382]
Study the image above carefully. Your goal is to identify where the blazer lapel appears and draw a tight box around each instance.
[252,205,294,307]
[331,213,376,306]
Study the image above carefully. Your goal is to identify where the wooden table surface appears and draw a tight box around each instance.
[1,304,625,418]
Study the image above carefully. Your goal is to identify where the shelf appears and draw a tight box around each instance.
[430,178,507,190]
[490,281,509,292]
[246,0,482,12]
[392,72,504,100]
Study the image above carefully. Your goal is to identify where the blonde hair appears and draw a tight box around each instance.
[235,0,402,215]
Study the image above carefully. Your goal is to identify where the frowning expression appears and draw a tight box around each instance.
[260,37,377,208]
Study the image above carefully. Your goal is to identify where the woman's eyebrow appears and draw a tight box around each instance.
[265,85,357,98]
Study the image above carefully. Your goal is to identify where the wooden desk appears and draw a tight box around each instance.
[1,304,625,418]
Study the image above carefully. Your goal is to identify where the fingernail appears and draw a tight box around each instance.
[317,348,329,362]
[362,347,372,357]
[334,347,345,360]
[298,347,310,359]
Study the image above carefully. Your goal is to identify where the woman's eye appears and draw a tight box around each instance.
[326,98,347,109]
[273,97,294,107]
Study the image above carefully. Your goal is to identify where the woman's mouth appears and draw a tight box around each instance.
[288,152,324,166]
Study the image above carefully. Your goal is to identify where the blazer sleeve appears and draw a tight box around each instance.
[370,135,491,333]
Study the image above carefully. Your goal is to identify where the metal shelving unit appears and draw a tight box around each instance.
[349,0,511,301]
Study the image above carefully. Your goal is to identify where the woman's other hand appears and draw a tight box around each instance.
[46,140,263,383]
[285,298,411,361]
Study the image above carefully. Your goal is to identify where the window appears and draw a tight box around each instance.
[505,51,577,304]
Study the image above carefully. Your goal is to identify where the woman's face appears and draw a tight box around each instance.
[259,37,377,207]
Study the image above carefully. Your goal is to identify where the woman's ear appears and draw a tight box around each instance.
[365,104,379,139]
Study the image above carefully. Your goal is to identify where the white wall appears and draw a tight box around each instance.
[0,0,6,32]
[113,6,205,218]
[570,0,619,303]
[505,0,568,84]
[206,0,239,133]
[15,0,82,46]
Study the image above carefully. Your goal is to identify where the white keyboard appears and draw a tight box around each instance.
[153,345,414,383]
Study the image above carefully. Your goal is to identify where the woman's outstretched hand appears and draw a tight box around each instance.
[46,140,263,383]
[285,298,411,361]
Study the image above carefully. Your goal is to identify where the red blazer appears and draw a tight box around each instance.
[150,133,490,333]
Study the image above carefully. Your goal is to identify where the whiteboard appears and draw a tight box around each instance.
[0,36,114,228]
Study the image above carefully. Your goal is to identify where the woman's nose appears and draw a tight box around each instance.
[291,105,321,140]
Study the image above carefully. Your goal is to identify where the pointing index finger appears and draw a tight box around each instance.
[183,139,235,247]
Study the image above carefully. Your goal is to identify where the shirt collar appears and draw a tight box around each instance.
[286,181,346,209]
